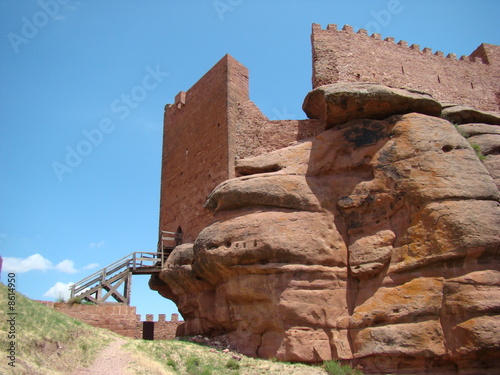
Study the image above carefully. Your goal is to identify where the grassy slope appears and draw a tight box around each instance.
[0,283,115,375]
[124,339,329,375]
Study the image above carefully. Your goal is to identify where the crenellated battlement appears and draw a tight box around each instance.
[311,23,500,111]
[38,301,183,340]
[313,23,487,64]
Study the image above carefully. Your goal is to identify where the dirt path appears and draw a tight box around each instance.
[71,338,133,375]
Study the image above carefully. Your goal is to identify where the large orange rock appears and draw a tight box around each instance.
[441,104,500,125]
[151,85,500,374]
[302,83,442,127]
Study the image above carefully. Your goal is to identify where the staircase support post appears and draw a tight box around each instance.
[125,271,132,305]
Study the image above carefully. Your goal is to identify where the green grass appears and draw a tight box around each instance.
[185,355,209,374]
[226,358,240,370]
[167,357,177,369]
[0,282,114,374]
[453,124,487,162]
[453,123,468,138]
[66,296,82,304]
[124,339,332,374]
[324,360,363,375]
[470,143,487,161]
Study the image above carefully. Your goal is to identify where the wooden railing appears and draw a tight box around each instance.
[69,229,182,304]
[69,251,164,304]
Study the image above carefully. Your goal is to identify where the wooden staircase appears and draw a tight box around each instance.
[70,230,182,305]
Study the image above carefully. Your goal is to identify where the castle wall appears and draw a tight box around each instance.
[159,55,247,244]
[234,101,325,159]
[311,24,500,111]
[38,301,141,338]
[470,42,500,66]
[144,313,181,340]
[38,301,182,340]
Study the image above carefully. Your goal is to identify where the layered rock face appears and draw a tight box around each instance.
[442,104,500,191]
[151,84,500,374]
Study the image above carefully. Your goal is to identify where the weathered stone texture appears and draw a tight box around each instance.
[442,105,500,125]
[452,106,500,191]
[303,83,442,128]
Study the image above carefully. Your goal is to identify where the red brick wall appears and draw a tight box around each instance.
[311,24,500,111]
[38,301,182,340]
[470,43,500,66]
[38,301,141,338]
[145,313,181,340]
[159,55,248,244]
[234,101,324,158]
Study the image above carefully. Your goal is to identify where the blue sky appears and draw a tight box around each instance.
[1,0,499,320]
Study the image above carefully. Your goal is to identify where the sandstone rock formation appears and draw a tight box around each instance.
[451,106,500,191]
[151,84,500,374]
[441,104,500,125]
[303,83,442,128]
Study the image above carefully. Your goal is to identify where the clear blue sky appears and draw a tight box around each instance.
[1,0,499,320]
